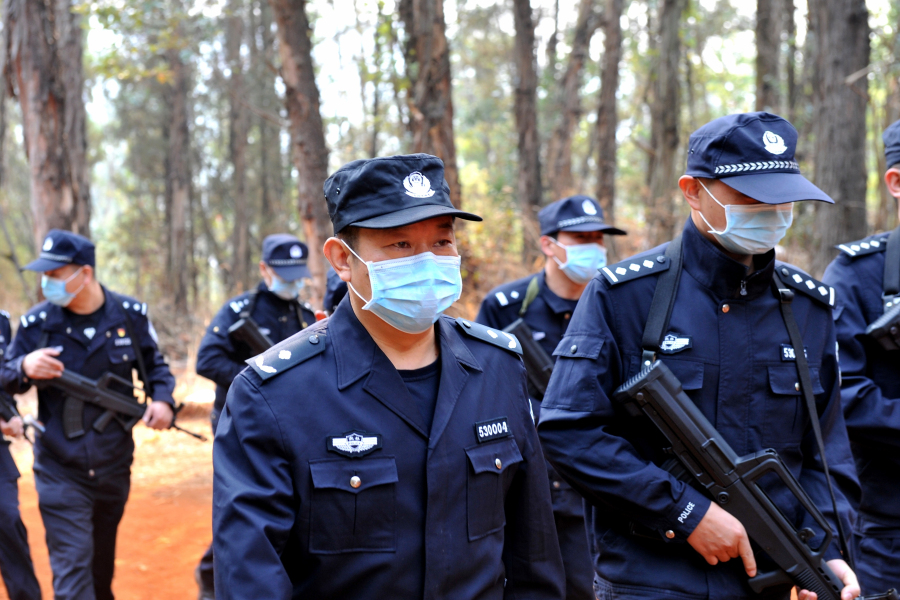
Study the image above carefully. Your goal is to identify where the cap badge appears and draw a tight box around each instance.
[43,238,54,251]
[582,200,598,215]
[762,131,787,155]
[403,171,435,198]
[289,244,302,258]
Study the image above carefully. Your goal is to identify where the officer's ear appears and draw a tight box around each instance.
[679,176,703,210]
[324,237,353,283]
[885,167,900,200]
[82,265,95,284]
[539,236,557,259]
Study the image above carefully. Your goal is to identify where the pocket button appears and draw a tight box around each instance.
[350,475,361,489]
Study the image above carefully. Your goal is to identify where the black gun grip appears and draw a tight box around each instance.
[747,568,794,594]
[63,398,86,439]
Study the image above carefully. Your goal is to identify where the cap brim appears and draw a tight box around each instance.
[722,172,834,205]
[350,204,482,229]
[23,257,71,272]
[557,222,628,235]
[270,264,311,281]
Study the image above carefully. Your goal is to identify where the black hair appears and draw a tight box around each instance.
[337,226,360,254]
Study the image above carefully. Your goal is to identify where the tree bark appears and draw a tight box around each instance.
[809,0,869,277]
[164,48,192,313]
[783,0,796,121]
[646,0,686,246]
[755,0,781,112]
[227,0,251,292]
[511,0,542,260]
[4,0,91,249]
[399,0,461,209]
[269,0,330,305]
[595,0,623,226]
[545,0,601,201]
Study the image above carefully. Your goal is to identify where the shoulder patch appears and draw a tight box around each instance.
[836,232,891,258]
[776,264,835,308]
[246,323,328,381]
[455,318,523,355]
[600,254,670,286]
[0,310,9,320]
[19,307,49,329]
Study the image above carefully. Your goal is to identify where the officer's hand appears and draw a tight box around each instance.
[22,347,64,380]
[0,416,23,438]
[686,502,757,577]
[143,401,174,430]
[796,559,859,600]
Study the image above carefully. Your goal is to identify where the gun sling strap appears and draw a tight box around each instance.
[242,289,308,330]
[883,225,900,308]
[640,237,853,567]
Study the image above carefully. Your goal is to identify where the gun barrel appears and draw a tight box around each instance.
[228,317,273,355]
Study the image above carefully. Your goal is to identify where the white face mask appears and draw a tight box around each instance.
[697,180,793,255]
[550,239,607,284]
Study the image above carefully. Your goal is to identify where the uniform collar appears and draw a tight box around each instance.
[681,218,775,299]
[537,270,579,314]
[42,286,123,331]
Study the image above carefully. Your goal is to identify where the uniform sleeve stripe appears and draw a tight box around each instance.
[602,267,618,283]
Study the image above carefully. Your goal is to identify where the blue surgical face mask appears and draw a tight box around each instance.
[341,242,463,334]
[551,239,607,284]
[697,180,793,255]
[41,266,85,307]
[268,273,305,300]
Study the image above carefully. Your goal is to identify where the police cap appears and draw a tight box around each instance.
[262,234,311,281]
[538,195,627,236]
[24,229,95,272]
[883,119,900,169]
[324,153,482,234]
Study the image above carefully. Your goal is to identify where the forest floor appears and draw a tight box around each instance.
[0,382,215,600]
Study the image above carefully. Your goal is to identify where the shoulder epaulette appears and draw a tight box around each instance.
[19,306,49,329]
[490,282,530,308]
[117,296,148,317]
[455,318,523,355]
[229,294,253,314]
[776,264,835,308]
[246,322,328,381]
[600,254,670,286]
[836,232,891,258]
[0,309,9,320]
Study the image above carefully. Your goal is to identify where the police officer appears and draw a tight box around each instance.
[537,113,861,600]
[821,119,900,595]
[194,233,315,599]
[0,309,42,600]
[1,230,176,600]
[477,195,626,600]
[213,153,565,599]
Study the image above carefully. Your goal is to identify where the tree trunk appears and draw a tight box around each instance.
[595,0,623,234]
[755,0,781,112]
[511,0,542,261]
[784,0,797,121]
[399,0,461,209]
[545,0,601,201]
[227,0,251,292]
[646,0,686,246]
[809,0,869,277]
[164,48,192,313]
[254,0,285,238]
[4,0,91,249]
[269,0,330,305]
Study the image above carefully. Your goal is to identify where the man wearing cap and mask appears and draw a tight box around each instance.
[821,119,900,595]
[193,233,315,599]
[0,309,42,600]
[537,113,861,600]
[213,153,565,599]
[476,194,626,600]
[1,229,176,600]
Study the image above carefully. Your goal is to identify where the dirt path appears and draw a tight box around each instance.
[1,414,214,600]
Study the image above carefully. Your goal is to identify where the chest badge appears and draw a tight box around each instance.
[659,333,692,354]
[83,327,96,340]
[475,417,511,443]
[328,431,382,457]
[780,344,808,362]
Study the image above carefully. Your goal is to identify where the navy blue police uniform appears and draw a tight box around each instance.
[213,153,565,599]
[476,195,626,600]
[538,113,860,600]
[823,230,900,595]
[1,230,176,600]
[0,310,42,600]
[194,234,314,597]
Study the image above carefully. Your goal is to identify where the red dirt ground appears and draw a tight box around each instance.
[0,411,214,600]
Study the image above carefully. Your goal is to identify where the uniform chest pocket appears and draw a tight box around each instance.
[308,456,398,554]
[763,365,823,449]
[106,335,135,365]
[465,437,524,541]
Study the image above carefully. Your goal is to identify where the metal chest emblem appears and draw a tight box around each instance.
[83,327,96,340]
[328,431,383,457]
[659,333,692,354]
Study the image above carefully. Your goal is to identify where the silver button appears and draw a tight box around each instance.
[88,469,95,477]
[552,481,561,489]
[66,327,72,334]
[462,320,472,328]
[122,354,129,361]
[106,331,112,338]
[781,267,790,277]
[722,304,730,314]
[309,335,319,345]
[795,382,800,392]
[665,530,675,539]
[495,458,502,470]
[570,345,577,354]
[350,476,361,489]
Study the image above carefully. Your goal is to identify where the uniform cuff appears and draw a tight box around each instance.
[662,485,711,541]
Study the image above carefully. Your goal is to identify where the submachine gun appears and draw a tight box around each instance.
[38,370,206,441]
[865,302,900,351]
[614,360,897,600]
[502,318,554,399]
[227,316,273,355]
